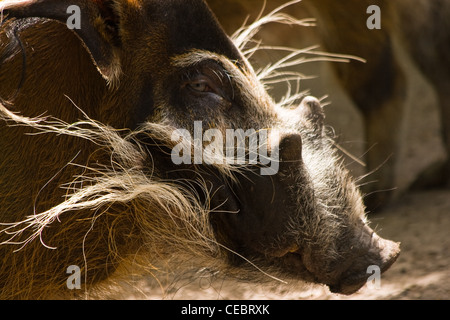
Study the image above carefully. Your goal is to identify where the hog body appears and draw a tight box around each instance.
[0,0,399,299]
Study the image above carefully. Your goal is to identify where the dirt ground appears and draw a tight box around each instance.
[113,189,449,300]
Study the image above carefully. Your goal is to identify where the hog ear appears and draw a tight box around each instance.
[0,0,122,83]
[298,96,325,134]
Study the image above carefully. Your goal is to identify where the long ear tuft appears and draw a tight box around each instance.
[0,0,122,85]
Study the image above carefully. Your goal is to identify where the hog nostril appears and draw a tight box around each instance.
[279,134,303,163]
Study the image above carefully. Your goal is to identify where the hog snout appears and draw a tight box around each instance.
[323,225,401,295]
[330,229,400,294]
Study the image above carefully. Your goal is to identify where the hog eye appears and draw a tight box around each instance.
[188,79,212,93]
[183,71,229,99]
[182,65,231,101]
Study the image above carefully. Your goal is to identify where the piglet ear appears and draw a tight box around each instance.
[1,0,122,84]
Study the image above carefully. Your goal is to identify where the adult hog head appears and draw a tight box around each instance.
[1,0,400,294]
